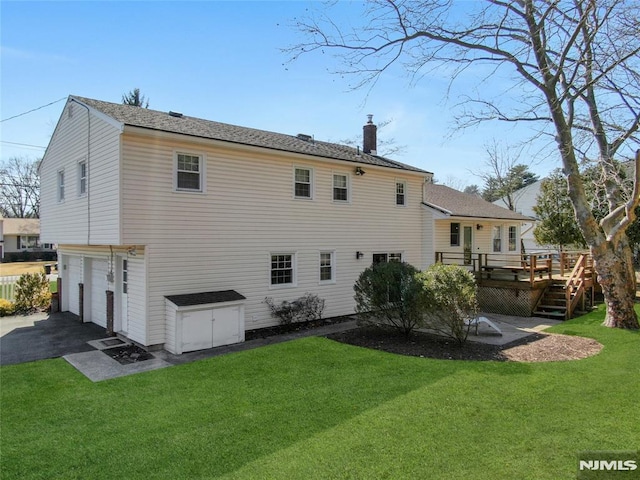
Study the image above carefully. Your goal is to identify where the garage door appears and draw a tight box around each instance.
[90,259,108,327]
[67,256,82,316]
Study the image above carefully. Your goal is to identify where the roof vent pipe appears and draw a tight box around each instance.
[363,114,377,155]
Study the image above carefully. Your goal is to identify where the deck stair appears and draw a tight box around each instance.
[533,253,594,320]
[534,282,571,319]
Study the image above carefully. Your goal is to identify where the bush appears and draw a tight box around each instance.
[13,271,52,314]
[264,293,326,326]
[354,261,424,335]
[417,263,479,344]
[0,298,15,317]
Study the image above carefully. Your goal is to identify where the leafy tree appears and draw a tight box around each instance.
[0,157,40,218]
[13,271,51,314]
[417,263,479,345]
[353,261,423,335]
[463,185,481,197]
[533,170,586,251]
[291,0,640,329]
[122,88,149,108]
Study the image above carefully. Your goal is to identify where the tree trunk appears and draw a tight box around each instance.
[591,237,639,329]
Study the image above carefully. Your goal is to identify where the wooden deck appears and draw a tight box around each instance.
[435,251,596,319]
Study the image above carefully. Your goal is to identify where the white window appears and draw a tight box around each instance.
[373,252,402,264]
[57,170,65,202]
[294,167,313,199]
[175,153,203,192]
[333,174,349,202]
[270,253,296,287]
[493,226,502,252]
[450,223,460,246]
[78,161,87,196]
[319,251,335,283]
[19,236,39,249]
[396,181,406,206]
[508,226,517,251]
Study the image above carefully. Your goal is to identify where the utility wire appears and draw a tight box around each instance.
[1,141,46,150]
[1,97,66,123]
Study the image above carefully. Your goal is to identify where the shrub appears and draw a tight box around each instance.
[417,263,479,344]
[13,271,52,314]
[264,293,326,326]
[0,299,15,317]
[353,261,424,335]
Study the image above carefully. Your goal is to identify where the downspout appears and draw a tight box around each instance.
[70,98,91,245]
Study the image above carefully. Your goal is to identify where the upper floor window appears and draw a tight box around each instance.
[57,170,65,202]
[294,167,312,199]
[78,161,87,196]
[508,226,517,251]
[450,223,460,246]
[396,181,406,206]
[493,225,502,252]
[333,174,348,202]
[176,153,203,192]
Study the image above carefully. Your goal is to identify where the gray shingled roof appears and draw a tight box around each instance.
[423,183,533,221]
[72,96,430,174]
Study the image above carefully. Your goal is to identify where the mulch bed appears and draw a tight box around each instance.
[245,316,603,362]
[325,326,603,362]
[245,315,354,341]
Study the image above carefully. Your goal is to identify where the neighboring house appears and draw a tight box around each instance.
[0,217,54,260]
[492,180,543,253]
[424,184,532,266]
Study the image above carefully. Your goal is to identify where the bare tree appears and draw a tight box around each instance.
[478,140,539,208]
[291,0,640,329]
[0,157,40,218]
[338,117,407,157]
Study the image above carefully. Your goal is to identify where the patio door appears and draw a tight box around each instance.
[463,226,473,265]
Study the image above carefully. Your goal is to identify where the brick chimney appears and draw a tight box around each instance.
[363,114,377,154]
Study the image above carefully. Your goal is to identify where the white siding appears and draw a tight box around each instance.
[125,253,147,345]
[121,134,429,344]
[40,100,121,245]
[88,259,108,327]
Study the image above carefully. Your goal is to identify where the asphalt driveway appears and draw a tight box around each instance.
[0,311,106,366]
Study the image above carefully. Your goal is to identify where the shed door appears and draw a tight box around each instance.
[182,309,214,352]
[180,306,242,353]
[212,306,242,347]
[67,256,82,316]
[90,259,108,328]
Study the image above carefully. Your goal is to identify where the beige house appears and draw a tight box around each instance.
[39,96,528,353]
[424,184,532,268]
[0,217,54,260]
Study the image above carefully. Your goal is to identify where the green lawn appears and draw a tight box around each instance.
[1,306,638,479]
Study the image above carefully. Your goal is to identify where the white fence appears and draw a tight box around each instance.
[0,276,20,301]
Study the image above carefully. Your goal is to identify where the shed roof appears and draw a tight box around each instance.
[165,290,246,307]
[423,184,532,221]
[71,96,431,174]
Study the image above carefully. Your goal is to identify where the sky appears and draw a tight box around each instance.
[1,1,562,188]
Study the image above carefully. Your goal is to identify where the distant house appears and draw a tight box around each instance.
[39,96,528,354]
[492,180,543,253]
[0,217,54,260]
[424,184,532,266]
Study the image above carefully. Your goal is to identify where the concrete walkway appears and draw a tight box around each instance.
[1,311,559,382]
